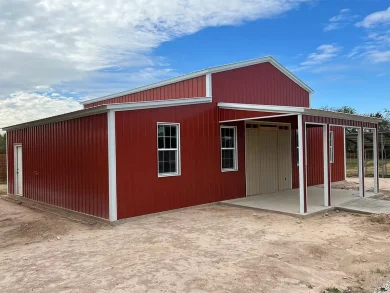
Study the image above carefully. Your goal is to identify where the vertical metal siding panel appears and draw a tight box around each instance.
[115,103,246,219]
[330,126,345,182]
[82,76,206,109]
[6,114,109,218]
[306,127,324,186]
[212,62,310,107]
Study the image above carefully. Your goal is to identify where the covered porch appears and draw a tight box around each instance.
[222,185,375,216]
[219,102,381,215]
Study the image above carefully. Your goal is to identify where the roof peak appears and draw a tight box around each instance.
[81,56,313,105]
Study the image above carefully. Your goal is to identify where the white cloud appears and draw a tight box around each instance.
[0,0,310,128]
[300,44,341,66]
[324,8,358,32]
[356,6,390,28]
[0,92,82,129]
[348,30,390,63]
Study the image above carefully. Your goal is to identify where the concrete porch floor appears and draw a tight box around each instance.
[221,186,376,216]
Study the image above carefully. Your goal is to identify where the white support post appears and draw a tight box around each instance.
[373,128,379,194]
[107,110,117,221]
[382,133,385,179]
[323,125,330,206]
[5,133,8,194]
[357,127,365,197]
[343,127,347,180]
[298,115,306,214]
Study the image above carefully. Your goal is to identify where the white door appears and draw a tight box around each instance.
[15,145,23,195]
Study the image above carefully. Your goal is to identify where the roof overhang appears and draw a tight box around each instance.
[218,103,382,124]
[81,56,314,106]
[2,97,211,132]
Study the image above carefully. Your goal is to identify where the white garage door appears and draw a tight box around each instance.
[245,123,292,196]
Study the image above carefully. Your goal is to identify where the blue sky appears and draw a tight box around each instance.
[155,0,390,112]
[0,0,389,128]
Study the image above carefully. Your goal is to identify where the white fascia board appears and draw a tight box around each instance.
[218,102,305,114]
[2,97,211,132]
[82,56,313,106]
[303,108,382,123]
[108,97,211,111]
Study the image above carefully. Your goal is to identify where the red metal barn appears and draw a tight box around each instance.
[4,57,381,221]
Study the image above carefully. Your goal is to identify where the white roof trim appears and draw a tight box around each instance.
[218,102,381,124]
[107,97,211,111]
[81,56,313,105]
[3,97,211,131]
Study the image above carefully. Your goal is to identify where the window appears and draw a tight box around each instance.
[329,131,334,163]
[221,126,238,171]
[157,123,180,176]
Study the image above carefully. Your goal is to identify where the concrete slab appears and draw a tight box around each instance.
[336,198,390,214]
[221,186,376,216]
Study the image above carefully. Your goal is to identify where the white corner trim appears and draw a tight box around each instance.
[6,134,8,194]
[206,73,212,98]
[107,111,117,221]
[81,56,314,105]
[108,97,211,112]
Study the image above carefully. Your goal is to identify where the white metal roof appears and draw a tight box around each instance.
[218,103,382,124]
[81,56,314,106]
[2,97,211,131]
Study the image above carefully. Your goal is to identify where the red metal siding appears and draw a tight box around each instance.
[7,114,109,219]
[331,126,345,182]
[212,62,310,107]
[293,125,345,188]
[219,108,282,122]
[85,76,206,108]
[115,103,246,219]
[304,115,376,128]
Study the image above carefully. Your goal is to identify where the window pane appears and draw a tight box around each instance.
[158,151,163,161]
[158,137,164,149]
[222,150,234,169]
[169,161,176,173]
[171,137,177,148]
[159,150,177,174]
[165,126,171,136]
[158,125,164,137]
[165,137,171,148]
[171,126,176,137]
[163,151,170,161]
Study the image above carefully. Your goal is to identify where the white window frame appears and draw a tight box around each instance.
[157,122,181,177]
[220,125,238,172]
[329,131,334,163]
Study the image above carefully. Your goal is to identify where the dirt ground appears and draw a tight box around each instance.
[1,185,390,292]
[332,178,390,200]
